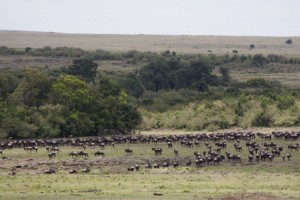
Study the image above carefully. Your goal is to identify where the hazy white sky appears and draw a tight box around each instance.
[0,0,299,36]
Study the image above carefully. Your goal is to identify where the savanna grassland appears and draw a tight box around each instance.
[0,130,300,200]
[0,30,300,200]
[1,30,300,56]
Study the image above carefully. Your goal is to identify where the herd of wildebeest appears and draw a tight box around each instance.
[0,131,299,175]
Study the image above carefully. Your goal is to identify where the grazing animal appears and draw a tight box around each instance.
[82,167,90,173]
[78,151,89,158]
[152,147,163,155]
[287,153,291,161]
[248,155,254,162]
[288,144,299,152]
[0,150,2,155]
[163,162,170,168]
[167,142,173,149]
[124,148,133,154]
[44,169,56,174]
[153,163,160,169]
[9,171,16,176]
[127,166,135,171]
[69,169,78,174]
[186,160,192,167]
[24,147,33,153]
[48,152,56,159]
[145,163,152,169]
[94,151,105,157]
[174,150,179,156]
[69,151,78,157]
[135,164,140,171]
[172,162,179,168]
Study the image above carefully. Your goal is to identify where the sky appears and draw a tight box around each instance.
[0,0,299,36]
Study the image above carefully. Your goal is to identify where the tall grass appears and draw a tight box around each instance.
[141,97,300,131]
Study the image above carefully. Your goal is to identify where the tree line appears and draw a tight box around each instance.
[0,61,141,139]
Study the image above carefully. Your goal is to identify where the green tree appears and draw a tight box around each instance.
[0,73,18,102]
[67,58,98,83]
[139,57,169,92]
[12,69,49,109]
[122,71,144,102]
[52,75,93,111]
[219,66,231,85]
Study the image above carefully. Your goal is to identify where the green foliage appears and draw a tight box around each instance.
[67,58,98,83]
[252,54,268,66]
[122,71,144,101]
[12,69,50,108]
[0,69,141,138]
[52,75,92,111]
[219,66,231,85]
[252,111,274,127]
[277,95,295,110]
[139,56,217,92]
[246,78,269,88]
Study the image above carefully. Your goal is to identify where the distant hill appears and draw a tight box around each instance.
[0,30,299,56]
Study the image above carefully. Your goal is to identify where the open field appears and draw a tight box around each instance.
[1,30,300,56]
[0,130,299,199]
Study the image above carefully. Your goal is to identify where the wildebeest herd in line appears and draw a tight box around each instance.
[0,131,299,175]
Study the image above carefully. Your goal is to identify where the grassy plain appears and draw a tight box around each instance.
[1,30,300,56]
[0,130,299,200]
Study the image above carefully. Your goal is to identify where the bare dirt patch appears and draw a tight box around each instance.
[211,193,286,200]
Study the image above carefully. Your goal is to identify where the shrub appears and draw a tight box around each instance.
[277,95,295,110]
[252,111,274,127]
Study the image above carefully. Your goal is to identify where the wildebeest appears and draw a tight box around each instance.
[288,144,299,152]
[124,148,133,154]
[287,153,291,161]
[152,147,163,155]
[69,151,78,157]
[174,150,179,156]
[135,164,140,171]
[94,151,105,157]
[128,166,135,171]
[153,163,160,168]
[44,169,56,174]
[48,151,56,159]
[186,160,192,166]
[145,163,152,169]
[69,169,78,174]
[82,167,90,173]
[78,151,89,158]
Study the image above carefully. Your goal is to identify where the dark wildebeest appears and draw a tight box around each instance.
[94,151,105,157]
[78,151,89,158]
[82,167,90,173]
[135,164,140,171]
[153,163,160,169]
[287,153,291,161]
[69,169,78,174]
[124,148,133,154]
[152,147,163,155]
[128,166,135,171]
[145,163,152,169]
[48,151,56,159]
[44,169,56,174]
[186,160,192,167]
[69,151,78,157]
[174,150,179,156]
